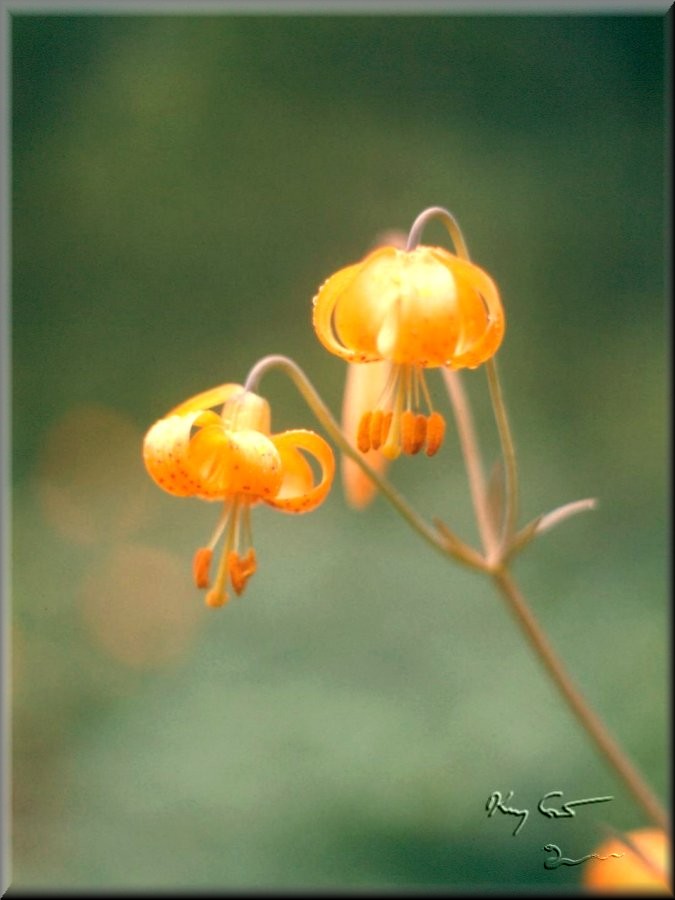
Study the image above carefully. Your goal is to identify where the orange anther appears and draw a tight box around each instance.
[425,412,446,457]
[357,412,372,453]
[193,547,213,589]
[369,410,384,450]
[412,414,427,455]
[228,548,257,595]
[400,410,417,455]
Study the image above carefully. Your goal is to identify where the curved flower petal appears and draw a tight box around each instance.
[221,390,273,434]
[188,426,283,500]
[333,247,411,360]
[143,410,220,497]
[267,429,335,513]
[436,251,505,368]
[314,244,505,371]
[144,410,283,503]
[312,258,383,362]
[371,247,504,367]
[168,383,245,417]
[373,248,461,365]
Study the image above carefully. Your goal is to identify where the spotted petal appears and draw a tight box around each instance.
[188,426,283,501]
[143,410,221,498]
[267,429,335,513]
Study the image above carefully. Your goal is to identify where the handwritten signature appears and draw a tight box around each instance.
[486,790,529,836]
[486,789,614,836]
[543,843,625,870]
[538,790,614,819]
[486,789,624,870]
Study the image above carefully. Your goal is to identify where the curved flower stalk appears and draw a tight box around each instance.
[143,383,334,607]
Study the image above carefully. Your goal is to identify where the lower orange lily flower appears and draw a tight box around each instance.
[143,383,334,607]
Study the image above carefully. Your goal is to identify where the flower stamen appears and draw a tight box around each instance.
[204,497,241,607]
[400,410,416,455]
[369,410,384,450]
[413,413,427,454]
[356,362,445,459]
[373,410,392,450]
[193,547,213,589]
[228,548,257,595]
[357,411,372,452]
[425,411,446,457]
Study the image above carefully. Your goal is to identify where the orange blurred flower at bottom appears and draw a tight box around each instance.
[583,828,671,895]
[143,383,335,608]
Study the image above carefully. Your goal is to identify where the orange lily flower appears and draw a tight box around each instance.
[143,383,334,607]
[583,828,671,894]
[313,244,504,460]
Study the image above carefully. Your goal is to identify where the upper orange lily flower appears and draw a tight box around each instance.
[143,383,334,607]
[313,243,504,460]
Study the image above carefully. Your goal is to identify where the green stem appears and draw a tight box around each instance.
[409,205,666,830]
[484,358,519,550]
[406,205,470,257]
[441,369,499,562]
[491,566,668,831]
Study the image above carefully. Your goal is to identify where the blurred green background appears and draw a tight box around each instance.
[11,11,668,891]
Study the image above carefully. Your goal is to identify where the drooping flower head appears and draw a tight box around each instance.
[313,215,505,460]
[143,383,334,607]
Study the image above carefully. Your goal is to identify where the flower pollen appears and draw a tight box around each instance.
[193,546,213,589]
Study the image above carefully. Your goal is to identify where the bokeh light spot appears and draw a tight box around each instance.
[79,542,202,669]
[36,404,155,545]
